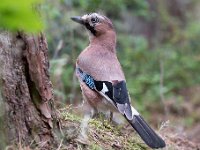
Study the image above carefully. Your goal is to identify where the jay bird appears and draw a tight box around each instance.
[71,13,166,149]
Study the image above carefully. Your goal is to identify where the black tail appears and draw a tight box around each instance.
[126,115,166,149]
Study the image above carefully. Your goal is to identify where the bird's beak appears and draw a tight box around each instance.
[71,16,84,25]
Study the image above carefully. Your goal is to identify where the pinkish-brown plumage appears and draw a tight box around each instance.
[76,13,125,111]
[71,13,166,149]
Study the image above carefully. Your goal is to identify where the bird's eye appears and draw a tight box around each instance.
[91,16,99,23]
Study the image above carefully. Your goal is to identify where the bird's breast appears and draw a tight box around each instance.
[77,48,125,82]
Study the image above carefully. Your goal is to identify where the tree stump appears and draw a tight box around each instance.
[0,31,57,149]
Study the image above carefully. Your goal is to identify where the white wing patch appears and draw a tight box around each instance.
[101,83,109,93]
[117,103,137,120]
[131,106,140,116]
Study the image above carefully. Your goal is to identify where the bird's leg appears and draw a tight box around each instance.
[91,107,99,118]
[103,111,113,126]
[76,99,93,145]
[91,108,106,126]
[109,111,113,122]
[77,110,91,145]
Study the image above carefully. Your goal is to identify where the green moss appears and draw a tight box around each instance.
[59,111,150,149]
[88,115,148,150]
[89,143,103,150]
[61,110,81,122]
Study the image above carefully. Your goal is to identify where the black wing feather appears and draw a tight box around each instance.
[113,81,130,105]
[94,80,113,101]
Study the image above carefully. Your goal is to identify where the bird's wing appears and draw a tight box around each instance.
[76,67,133,119]
[94,80,136,120]
[76,67,166,149]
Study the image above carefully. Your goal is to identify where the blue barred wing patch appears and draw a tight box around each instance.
[76,68,95,89]
[84,74,95,89]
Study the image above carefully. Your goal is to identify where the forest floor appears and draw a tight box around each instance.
[12,86,200,150]
[55,106,199,150]
[54,86,200,150]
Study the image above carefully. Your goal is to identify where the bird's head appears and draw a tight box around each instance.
[71,13,114,37]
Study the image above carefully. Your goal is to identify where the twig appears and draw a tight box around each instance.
[159,59,169,118]
[56,139,63,150]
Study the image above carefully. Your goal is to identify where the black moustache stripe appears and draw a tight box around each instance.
[85,23,96,36]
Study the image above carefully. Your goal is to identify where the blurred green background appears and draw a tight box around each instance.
[1,0,200,134]
[42,0,200,121]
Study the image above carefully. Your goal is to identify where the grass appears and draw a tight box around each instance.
[58,107,149,150]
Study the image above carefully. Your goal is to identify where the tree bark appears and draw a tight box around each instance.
[0,31,56,149]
